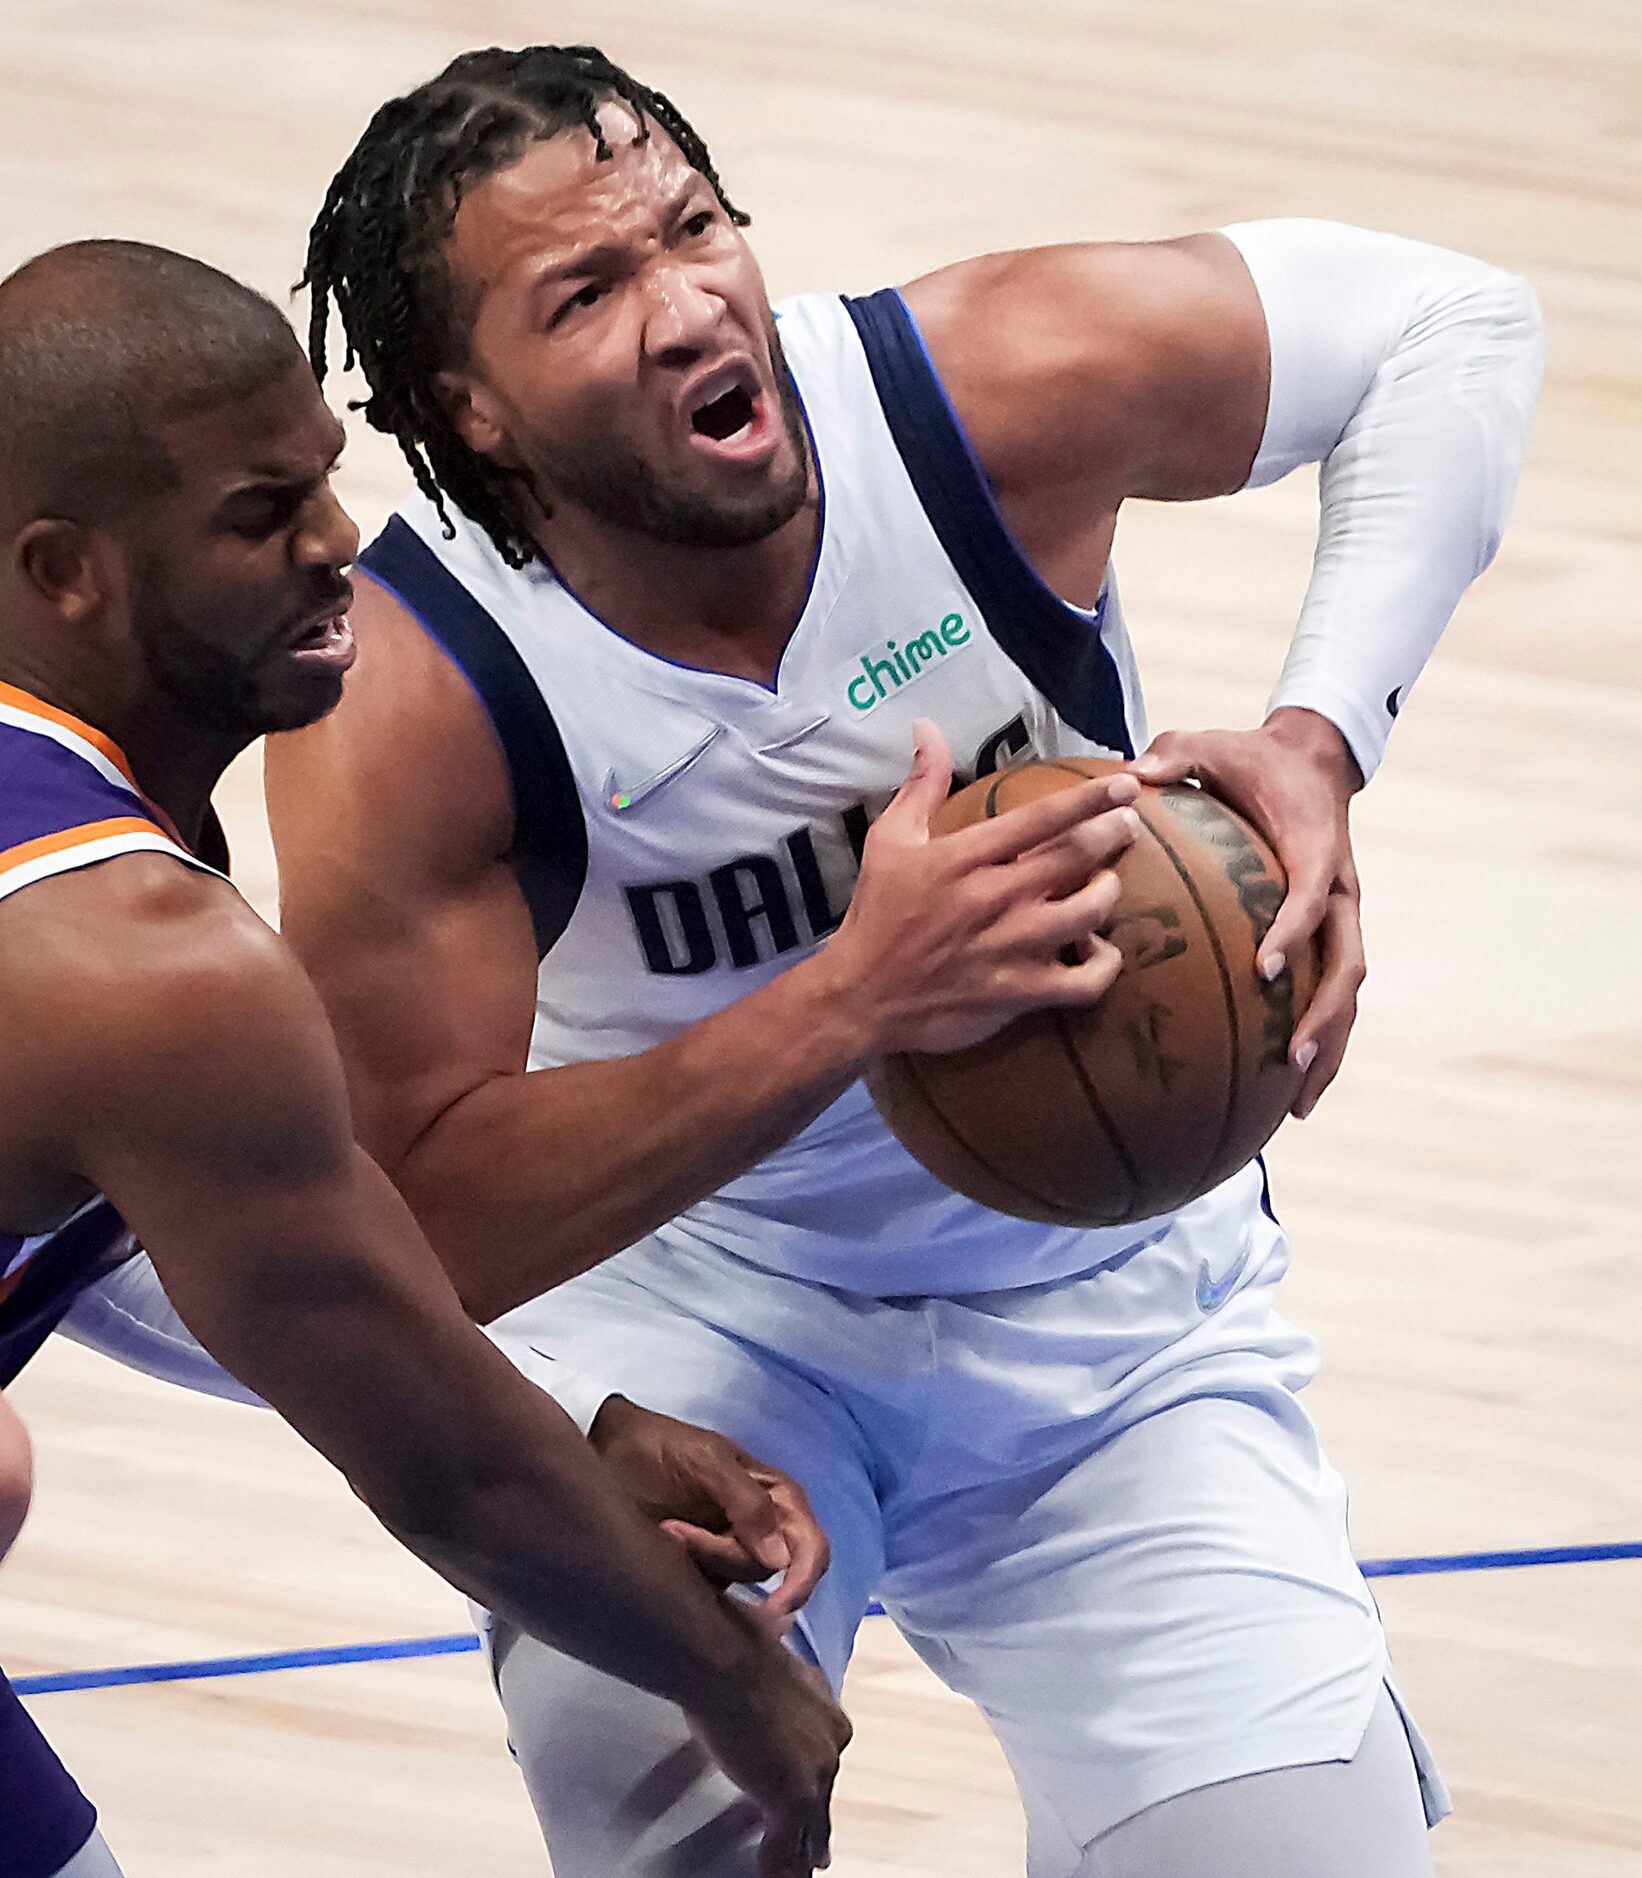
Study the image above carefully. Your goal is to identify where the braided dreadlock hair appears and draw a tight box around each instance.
[302,45,749,568]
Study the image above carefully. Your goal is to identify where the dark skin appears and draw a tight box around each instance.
[0,336,849,1878]
[265,112,1352,1339]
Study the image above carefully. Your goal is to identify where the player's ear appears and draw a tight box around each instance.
[433,369,523,471]
[12,518,114,626]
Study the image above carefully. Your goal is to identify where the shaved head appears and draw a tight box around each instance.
[0,240,303,529]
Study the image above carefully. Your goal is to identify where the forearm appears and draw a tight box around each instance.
[1223,218,1544,780]
[376,1348,767,1715]
[399,948,873,1320]
[140,1173,772,1718]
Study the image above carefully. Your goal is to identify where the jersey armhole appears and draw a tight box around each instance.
[841,289,1134,755]
[357,518,588,959]
[0,821,215,909]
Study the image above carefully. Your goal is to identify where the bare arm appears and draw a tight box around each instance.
[267,579,1138,1320]
[904,228,1539,1110]
[901,235,1272,572]
[10,859,810,1730]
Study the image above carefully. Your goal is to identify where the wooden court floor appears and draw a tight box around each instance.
[3,1,1640,1871]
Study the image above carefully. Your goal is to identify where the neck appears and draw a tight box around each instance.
[532,477,822,687]
[0,649,240,850]
[115,708,242,850]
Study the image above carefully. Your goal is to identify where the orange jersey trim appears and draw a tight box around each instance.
[0,816,168,876]
[0,680,138,788]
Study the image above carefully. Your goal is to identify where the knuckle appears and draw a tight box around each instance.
[953,873,997,925]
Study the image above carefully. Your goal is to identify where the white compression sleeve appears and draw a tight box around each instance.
[1221,219,1544,781]
[58,1254,614,1434]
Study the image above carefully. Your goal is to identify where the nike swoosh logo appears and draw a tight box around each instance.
[1194,1247,1252,1313]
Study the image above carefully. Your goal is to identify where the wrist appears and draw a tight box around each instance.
[1262,706,1365,794]
[688,1603,794,1722]
[585,1393,634,1452]
[781,942,888,1074]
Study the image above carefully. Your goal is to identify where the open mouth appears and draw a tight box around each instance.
[681,360,778,466]
[692,384,758,442]
[287,609,356,672]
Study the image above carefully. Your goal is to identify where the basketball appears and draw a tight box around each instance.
[866,758,1323,1228]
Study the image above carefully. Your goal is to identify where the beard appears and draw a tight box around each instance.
[527,325,811,550]
[132,565,346,737]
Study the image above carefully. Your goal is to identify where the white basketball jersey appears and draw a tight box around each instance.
[360,287,1265,1295]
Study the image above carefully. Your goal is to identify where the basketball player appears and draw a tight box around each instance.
[270,45,1543,1878]
[0,233,1028,1878]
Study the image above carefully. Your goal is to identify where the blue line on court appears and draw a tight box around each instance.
[14,1540,1640,1699]
[1358,1539,1642,1578]
[14,1632,482,1695]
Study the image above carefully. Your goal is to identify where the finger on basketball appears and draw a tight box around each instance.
[877,718,953,833]
[954,776,1138,867]
[1003,832,1092,901]
[1257,880,1330,981]
[1022,867,1121,948]
[1290,896,1364,1116]
[1026,933,1124,1006]
[1293,1016,1351,1120]
[1126,729,1203,784]
[1006,815,1127,901]
[1255,851,1333,979]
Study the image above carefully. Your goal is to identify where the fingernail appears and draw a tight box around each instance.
[1130,756,1161,777]
[1294,1039,1318,1072]
[1261,951,1286,982]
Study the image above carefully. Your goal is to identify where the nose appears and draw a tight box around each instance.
[294,481,361,574]
[640,260,722,368]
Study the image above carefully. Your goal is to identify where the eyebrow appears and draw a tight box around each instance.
[213,433,346,506]
[525,182,708,295]
[228,431,346,487]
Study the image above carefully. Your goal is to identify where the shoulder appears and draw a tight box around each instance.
[1,850,300,1041]
[266,550,514,884]
[0,851,352,1175]
[899,233,1268,503]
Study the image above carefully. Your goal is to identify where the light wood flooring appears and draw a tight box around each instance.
[3,1,1640,1870]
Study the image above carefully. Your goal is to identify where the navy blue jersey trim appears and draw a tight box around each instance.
[1255,1153,1279,1225]
[358,518,588,959]
[842,289,1134,756]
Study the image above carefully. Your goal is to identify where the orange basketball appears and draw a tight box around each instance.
[865,758,1322,1227]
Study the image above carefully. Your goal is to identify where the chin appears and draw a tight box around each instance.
[657,463,810,550]
[252,673,349,735]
